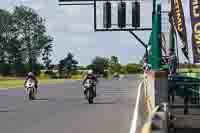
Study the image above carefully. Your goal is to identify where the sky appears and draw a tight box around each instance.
[0,0,188,65]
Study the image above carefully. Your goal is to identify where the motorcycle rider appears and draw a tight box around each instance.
[82,70,98,97]
[24,72,38,93]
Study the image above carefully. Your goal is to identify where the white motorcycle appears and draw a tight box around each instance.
[25,79,37,100]
[83,79,96,104]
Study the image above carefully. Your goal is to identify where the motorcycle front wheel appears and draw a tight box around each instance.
[88,98,93,104]
[88,88,94,104]
[28,88,35,100]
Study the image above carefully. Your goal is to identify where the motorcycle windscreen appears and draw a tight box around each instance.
[84,79,92,88]
[26,79,35,87]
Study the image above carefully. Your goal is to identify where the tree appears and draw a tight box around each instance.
[0,9,26,75]
[0,9,13,63]
[58,59,65,78]
[6,36,25,64]
[6,36,26,75]
[91,56,109,74]
[63,52,78,76]
[42,38,53,70]
[109,56,121,74]
[58,52,78,78]
[12,5,52,72]
[110,56,118,64]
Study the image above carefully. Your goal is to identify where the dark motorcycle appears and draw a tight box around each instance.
[83,79,96,104]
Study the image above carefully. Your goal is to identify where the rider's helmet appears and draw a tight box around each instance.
[28,72,34,77]
[87,70,93,75]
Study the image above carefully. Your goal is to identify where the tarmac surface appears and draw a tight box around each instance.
[0,75,141,133]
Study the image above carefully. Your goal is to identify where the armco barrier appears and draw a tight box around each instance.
[140,73,168,133]
[130,79,156,133]
[131,74,168,133]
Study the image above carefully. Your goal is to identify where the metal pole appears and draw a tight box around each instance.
[153,0,156,14]
[169,24,175,55]
[129,31,147,49]
[151,3,162,70]
[94,0,97,31]
[157,4,162,68]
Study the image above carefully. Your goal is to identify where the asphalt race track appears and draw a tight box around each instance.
[0,75,141,133]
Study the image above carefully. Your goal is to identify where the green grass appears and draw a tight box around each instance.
[0,79,66,89]
[70,75,83,80]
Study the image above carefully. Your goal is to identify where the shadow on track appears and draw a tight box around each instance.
[32,97,58,102]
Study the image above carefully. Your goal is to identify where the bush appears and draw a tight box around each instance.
[50,75,59,79]
[24,63,42,76]
[0,63,43,77]
[39,71,49,79]
[45,70,59,79]
[120,66,128,74]
[9,64,28,76]
[71,70,81,75]
[102,71,108,78]
[0,63,10,76]
[126,64,143,74]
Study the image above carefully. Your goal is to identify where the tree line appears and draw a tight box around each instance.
[0,6,53,76]
[80,56,143,77]
[50,55,143,79]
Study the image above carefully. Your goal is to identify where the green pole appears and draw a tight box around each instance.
[150,4,162,70]
[147,0,163,70]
